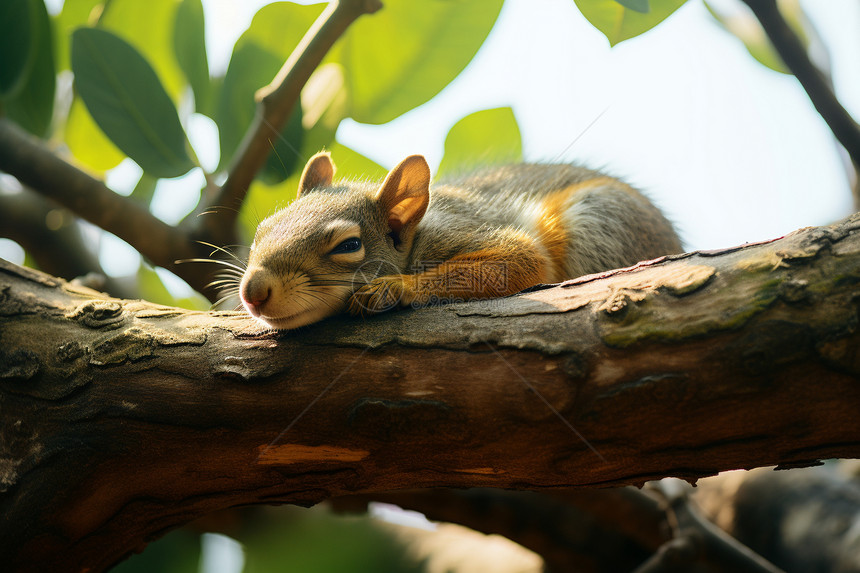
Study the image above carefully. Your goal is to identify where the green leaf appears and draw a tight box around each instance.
[65,99,125,172]
[238,507,423,573]
[239,1,325,59]
[71,28,194,178]
[56,0,102,71]
[335,0,504,125]
[437,107,522,177]
[112,525,201,573]
[704,0,807,75]
[135,264,209,310]
[215,40,303,180]
[574,0,687,46]
[6,0,56,137]
[131,173,159,204]
[216,42,277,171]
[173,0,210,111]
[101,0,185,101]
[299,63,348,153]
[614,0,650,13]
[201,73,223,119]
[0,0,36,99]
[137,264,179,307]
[325,141,387,181]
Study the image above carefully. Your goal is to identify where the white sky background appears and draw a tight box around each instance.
[202,0,859,252]
[2,0,859,275]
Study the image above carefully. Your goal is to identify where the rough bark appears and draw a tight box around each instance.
[2,214,860,571]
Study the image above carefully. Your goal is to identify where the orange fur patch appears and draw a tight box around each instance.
[536,177,618,281]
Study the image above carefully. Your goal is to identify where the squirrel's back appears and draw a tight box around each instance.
[413,163,682,281]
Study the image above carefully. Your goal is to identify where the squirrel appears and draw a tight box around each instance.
[240,152,682,330]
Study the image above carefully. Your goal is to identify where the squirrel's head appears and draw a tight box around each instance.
[240,152,430,330]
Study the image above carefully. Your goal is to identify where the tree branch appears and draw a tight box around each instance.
[741,0,860,172]
[0,189,100,278]
[694,464,860,572]
[0,188,137,298]
[2,214,860,571]
[0,118,224,298]
[0,120,190,265]
[209,0,382,236]
[634,479,784,573]
[0,1,384,299]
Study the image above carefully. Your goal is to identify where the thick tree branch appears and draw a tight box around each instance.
[0,119,198,268]
[2,214,860,571]
[741,0,860,172]
[210,0,382,236]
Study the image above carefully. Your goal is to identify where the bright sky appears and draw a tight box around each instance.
[199,0,859,253]
[2,0,859,277]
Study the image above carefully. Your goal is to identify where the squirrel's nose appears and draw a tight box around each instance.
[240,271,271,312]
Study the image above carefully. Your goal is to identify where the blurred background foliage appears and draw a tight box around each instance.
[112,506,428,573]
[0,0,848,570]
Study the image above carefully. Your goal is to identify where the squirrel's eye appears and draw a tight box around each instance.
[330,237,362,255]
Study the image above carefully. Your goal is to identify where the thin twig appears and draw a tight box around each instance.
[210,0,382,236]
[634,479,786,573]
[741,0,860,193]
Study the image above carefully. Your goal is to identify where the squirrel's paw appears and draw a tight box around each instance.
[348,275,415,316]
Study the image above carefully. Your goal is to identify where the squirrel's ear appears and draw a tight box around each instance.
[298,152,336,197]
[376,155,430,244]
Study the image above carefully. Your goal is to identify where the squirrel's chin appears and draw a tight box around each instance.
[256,306,335,330]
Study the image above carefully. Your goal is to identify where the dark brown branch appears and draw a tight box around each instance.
[0,189,135,298]
[742,0,860,171]
[725,465,860,571]
[0,119,190,265]
[209,0,382,238]
[0,118,218,297]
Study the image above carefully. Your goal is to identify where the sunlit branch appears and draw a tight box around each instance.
[210,0,383,238]
[0,118,220,294]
